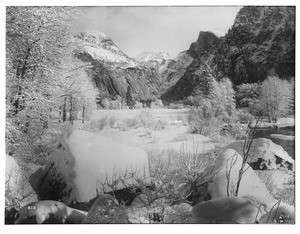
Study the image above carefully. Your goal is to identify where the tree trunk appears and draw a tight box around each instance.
[82,104,85,124]
[59,106,62,123]
[69,95,73,125]
[62,97,67,122]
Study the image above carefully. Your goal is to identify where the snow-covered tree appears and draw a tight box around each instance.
[255,76,293,122]
[6,7,98,162]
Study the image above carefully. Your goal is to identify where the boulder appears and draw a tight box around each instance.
[192,196,261,223]
[224,138,294,171]
[208,149,279,209]
[14,200,87,224]
[192,195,295,224]
[30,130,150,204]
[204,149,294,220]
[5,155,37,208]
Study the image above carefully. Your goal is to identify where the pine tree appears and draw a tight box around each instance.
[126,85,135,109]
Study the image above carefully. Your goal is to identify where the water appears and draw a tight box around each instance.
[254,126,295,159]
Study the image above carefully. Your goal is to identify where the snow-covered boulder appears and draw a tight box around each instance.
[224,138,294,171]
[5,155,37,208]
[204,149,294,218]
[30,130,150,204]
[192,195,294,224]
[14,200,87,224]
[208,149,277,209]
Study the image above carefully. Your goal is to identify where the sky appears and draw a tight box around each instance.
[72,6,242,58]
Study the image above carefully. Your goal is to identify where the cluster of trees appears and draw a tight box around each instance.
[186,63,236,135]
[236,76,294,123]
[6,7,98,162]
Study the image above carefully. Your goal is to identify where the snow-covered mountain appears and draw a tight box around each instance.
[134,51,171,63]
[75,31,160,102]
[76,30,138,67]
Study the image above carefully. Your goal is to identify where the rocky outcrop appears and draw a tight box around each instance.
[75,31,161,102]
[29,130,150,204]
[163,6,295,102]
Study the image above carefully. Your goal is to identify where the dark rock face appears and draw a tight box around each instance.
[215,6,295,85]
[163,6,295,102]
[75,31,161,102]
[187,31,221,58]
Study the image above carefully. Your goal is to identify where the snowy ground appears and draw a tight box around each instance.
[90,108,214,155]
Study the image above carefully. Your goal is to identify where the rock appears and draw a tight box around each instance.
[29,130,150,204]
[192,195,295,224]
[82,194,128,224]
[14,200,87,224]
[205,149,294,219]
[5,155,37,208]
[224,138,294,171]
[192,196,262,223]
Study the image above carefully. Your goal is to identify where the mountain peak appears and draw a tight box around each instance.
[134,51,171,63]
[76,30,137,67]
[187,31,221,58]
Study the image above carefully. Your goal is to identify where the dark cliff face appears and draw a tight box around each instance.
[75,31,160,102]
[163,6,295,102]
[187,31,221,58]
[76,51,160,101]
[159,31,220,95]
[215,6,295,85]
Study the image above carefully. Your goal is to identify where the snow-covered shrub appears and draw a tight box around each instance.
[91,116,110,130]
[188,106,223,137]
[109,116,116,128]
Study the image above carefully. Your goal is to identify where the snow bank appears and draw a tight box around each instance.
[30,130,150,204]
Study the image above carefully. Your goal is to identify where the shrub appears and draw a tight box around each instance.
[237,110,253,124]
[187,107,223,137]
[255,76,293,122]
[91,116,110,130]
[109,116,116,128]
[236,83,260,108]
[123,118,141,129]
